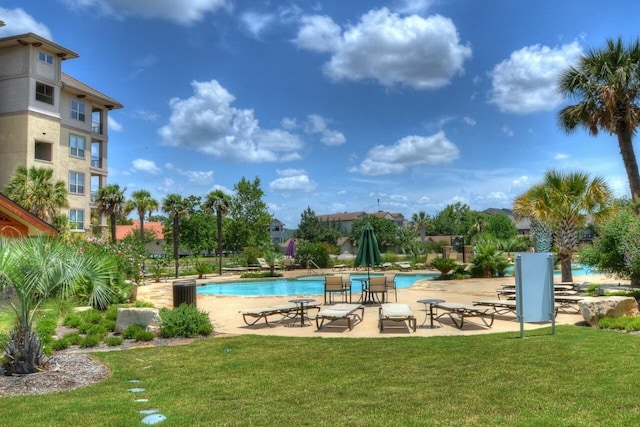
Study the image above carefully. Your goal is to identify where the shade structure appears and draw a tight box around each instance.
[355,222,382,278]
[285,238,296,257]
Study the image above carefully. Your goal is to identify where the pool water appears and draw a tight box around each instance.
[197,273,437,297]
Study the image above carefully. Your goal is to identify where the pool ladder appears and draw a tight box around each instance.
[307,260,325,276]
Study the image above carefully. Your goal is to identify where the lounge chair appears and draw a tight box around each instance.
[240,303,320,327]
[434,302,494,328]
[395,262,412,271]
[554,295,585,313]
[256,258,280,271]
[324,275,351,304]
[315,303,364,330]
[378,303,417,332]
[472,299,517,316]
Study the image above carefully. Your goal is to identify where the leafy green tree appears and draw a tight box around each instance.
[296,241,331,269]
[162,194,192,278]
[469,241,511,278]
[513,169,614,282]
[179,209,215,256]
[95,184,127,243]
[125,189,159,244]
[411,211,432,244]
[483,213,518,240]
[0,237,116,374]
[4,165,68,223]
[558,38,640,206]
[295,206,339,244]
[530,219,553,252]
[431,203,476,241]
[227,177,271,251]
[580,203,640,286]
[203,189,232,275]
[350,216,398,251]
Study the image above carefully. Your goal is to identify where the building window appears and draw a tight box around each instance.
[35,82,54,105]
[35,141,52,162]
[38,51,53,64]
[69,209,84,230]
[69,172,85,194]
[71,99,86,121]
[70,134,85,158]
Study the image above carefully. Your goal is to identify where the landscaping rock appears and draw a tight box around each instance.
[579,296,639,327]
[115,307,162,333]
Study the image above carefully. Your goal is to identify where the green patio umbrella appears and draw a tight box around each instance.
[355,222,382,279]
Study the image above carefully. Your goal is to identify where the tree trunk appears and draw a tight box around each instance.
[616,127,640,210]
[559,248,573,283]
[173,216,179,278]
[217,213,223,276]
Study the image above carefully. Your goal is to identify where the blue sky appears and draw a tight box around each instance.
[1,1,638,227]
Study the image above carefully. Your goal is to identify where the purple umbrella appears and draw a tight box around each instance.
[285,238,296,257]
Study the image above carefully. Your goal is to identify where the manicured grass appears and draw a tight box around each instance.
[3,326,640,426]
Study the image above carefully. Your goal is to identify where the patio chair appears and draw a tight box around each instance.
[315,303,364,330]
[240,303,320,327]
[385,274,397,302]
[395,262,412,271]
[434,302,494,329]
[367,276,387,303]
[324,275,351,304]
[378,303,416,332]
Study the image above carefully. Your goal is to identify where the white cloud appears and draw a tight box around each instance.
[269,169,317,192]
[131,158,162,175]
[165,164,214,185]
[555,153,569,160]
[281,117,298,130]
[59,0,230,25]
[501,125,514,137]
[240,11,275,39]
[132,109,159,122]
[0,8,52,38]
[304,114,346,146]
[158,80,303,162]
[350,131,459,176]
[512,175,530,188]
[295,8,472,90]
[489,41,583,114]
[463,116,476,126]
[109,116,123,132]
[394,0,434,15]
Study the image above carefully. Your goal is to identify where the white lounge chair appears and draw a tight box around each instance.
[315,303,364,331]
[378,303,416,332]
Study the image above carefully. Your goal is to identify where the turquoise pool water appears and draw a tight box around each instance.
[197,273,437,296]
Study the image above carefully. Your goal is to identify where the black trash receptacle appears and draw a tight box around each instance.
[172,279,197,308]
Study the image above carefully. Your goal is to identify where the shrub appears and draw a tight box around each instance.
[430,257,458,279]
[101,319,117,332]
[597,316,640,331]
[123,324,146,340]
[159,304,213,338]
[80,335,101,348]
[80,309,104,325]
[134,330,155,341]
[105,336,124,346]
[51,339,69,351]
[105,305,119,321]
[85,324,108,339]
[63,314,83,329]
[62,332,82,346]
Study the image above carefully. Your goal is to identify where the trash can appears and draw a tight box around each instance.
[172,279,197,308]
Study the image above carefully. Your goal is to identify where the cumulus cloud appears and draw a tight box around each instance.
[489,41,583,113]
[158,80,303,162]
[109,116,123,132]
[462,117,476,126]
[394,0,434,15]
[131,158,162,174]
[294,8,472,90]
[59,0,230,25]
[350,132,459,176]
[131,108,159,122]
[512,175,530,188]
[555,153,569,160]
[165,163,214,185]
[269,169,317,192]
[305,114,346,146]
[0,7,52,38]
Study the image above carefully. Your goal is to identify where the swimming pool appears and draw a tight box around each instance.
[197,273,438,297]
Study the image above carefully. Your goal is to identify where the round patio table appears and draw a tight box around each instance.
[417,298,445,328]
[288,298,316,327]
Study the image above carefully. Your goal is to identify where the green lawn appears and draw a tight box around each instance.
[3,326,640,426]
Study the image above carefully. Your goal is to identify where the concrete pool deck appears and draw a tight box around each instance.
[136,268,624,338]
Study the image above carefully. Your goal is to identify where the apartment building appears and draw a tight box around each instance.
[0,33,122,232]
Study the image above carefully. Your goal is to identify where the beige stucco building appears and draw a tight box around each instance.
[0,33,122,232]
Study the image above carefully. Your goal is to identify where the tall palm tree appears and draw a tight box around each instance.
[411,211,431,244]
[513,169,614,282]
[203,189,231,275]
[4,165,68,223]
[95,184,126,243]
[162,194,189,278]
[125,190,158,243]
[558,37,640,207]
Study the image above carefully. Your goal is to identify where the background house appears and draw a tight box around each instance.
[116,220,165,256]
[0,192,58,237]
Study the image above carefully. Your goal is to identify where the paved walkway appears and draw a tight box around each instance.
[137,269,617,338]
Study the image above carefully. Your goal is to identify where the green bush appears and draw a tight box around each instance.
[123,324,146,340]
[134,330,155,341]
[51,339,70,351]
[597,316,640,331]
[105,305,119,321]
[80,309,104,325]
[105,336,124,346]
[85,324,108,339]
[63,314,83,328]
[101,319,117,332]
[80,335,101,348]
[159,304,213,338]
[36,316,58,340]
[62,332,82,346]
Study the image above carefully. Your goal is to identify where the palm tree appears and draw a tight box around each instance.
[411,211,431,244]
[125,190,158,243]
[0,237,115,374]
[558,38,640,207]
[203,189,231,275]
[95,184,126,243]
[162,194,189,278]
[513,169,614,282]
[4,165,68,223]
